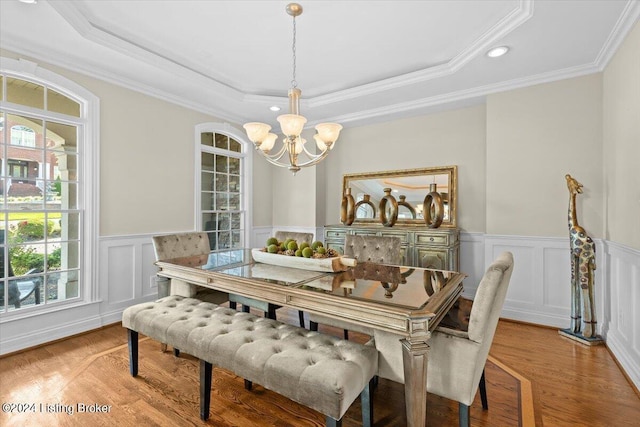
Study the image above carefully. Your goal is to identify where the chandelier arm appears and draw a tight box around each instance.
[300,144,326,158]
[258,144,288,161]
[290,149,332,169]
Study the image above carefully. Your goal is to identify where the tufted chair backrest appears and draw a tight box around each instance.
[152,232,211,261]
[274,231,314,245]
[344,235,402,264]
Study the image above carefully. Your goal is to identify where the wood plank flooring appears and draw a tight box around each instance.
[1,307,638,426]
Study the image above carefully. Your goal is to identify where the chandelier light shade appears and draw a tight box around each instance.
[243,3,342,174]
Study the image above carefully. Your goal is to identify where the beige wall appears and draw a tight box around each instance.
[486,74,604,238]
[321,105,487,232]
[603,20,640,250]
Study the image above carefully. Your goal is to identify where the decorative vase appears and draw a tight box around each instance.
[423,183,444,228]
[379,187,398,227]
[398,195,417,219]
[340,188,355,225]
[354,194,376,219]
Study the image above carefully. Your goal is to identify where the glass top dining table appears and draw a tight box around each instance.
[155,248,466,427]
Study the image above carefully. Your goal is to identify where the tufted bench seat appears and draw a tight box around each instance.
[122,296,378,426]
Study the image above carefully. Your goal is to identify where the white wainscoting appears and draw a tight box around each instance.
[1,230,638,390]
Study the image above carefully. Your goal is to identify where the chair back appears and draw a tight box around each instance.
[467,251,514,345]
[152,232,211,261]
[344,235,402,264]
[274,231,313,245]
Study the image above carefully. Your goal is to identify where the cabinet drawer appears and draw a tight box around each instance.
[415,233,449,245]
[325,229,347,239]
[379,231,409,244]
[353,230,378,236]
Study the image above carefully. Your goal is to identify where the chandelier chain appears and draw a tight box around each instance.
[291,15,297,88]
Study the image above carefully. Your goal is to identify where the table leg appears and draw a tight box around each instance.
[401,338,429,427]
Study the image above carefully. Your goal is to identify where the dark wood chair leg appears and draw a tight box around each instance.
[459,402,471,427]
[229,301,237,310]
[244,379,252,391]
[326,416,342,427]
[267,304,277,320]
[361,378,374,427]
[298,310,305,328]
[200,359,212,421]
[310,321,319,332]
[343,329,349,340]
[127,329,138,377]
[173,348,180,357]
[242,305,250,313]
[479,368,488,410]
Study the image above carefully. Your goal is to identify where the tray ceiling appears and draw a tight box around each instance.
[1,0,638,128]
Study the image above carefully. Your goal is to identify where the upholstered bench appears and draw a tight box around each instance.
[122,296,378,427]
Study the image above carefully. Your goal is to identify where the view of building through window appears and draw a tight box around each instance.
[1,75,82,313]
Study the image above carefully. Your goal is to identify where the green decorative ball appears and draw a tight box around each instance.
[266,237,278,246]
[299,242,310,250]
[317,246,327,255]
[311,241,323,250]
[287,240,298,251]
[267,244,278,253]
[280,242,287,251]
[302,247,313,258]
[295,249,303,257]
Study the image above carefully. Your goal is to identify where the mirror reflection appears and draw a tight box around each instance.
[343,166,457,227]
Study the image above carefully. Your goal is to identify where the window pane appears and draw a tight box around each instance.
[215,154,228,173]
[216,193,228,210]
[231,231,242,249]
[229,157,240,174]
[46,121,78,154]
[6,78,44,110]
[201,132,214,147]
[0,76,3,101]
[0,112,5,142]
[203,213,217,232]
[46,153,79,181]
[47,89,80,117]
[10,243,45,274]
[46,270,79,301]
[60,213,80,240]
[229,174,240,193]
[54,241,80,269]
[231,213,241,229]
[229,193,240,211]
[229,138,241,153]
[201,152,214,172]
[215,173,228,192]
[201,171,214,192]
[201,192,213,210]
[214,133,228,150]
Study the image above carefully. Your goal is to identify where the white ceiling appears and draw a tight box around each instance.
[1,0,638,129]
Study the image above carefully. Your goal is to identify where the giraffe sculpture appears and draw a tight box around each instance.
[565,174,597,338]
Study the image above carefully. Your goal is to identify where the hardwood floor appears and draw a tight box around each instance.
[1,308,638,426]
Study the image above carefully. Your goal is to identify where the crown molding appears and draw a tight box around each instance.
[594,0,640,71]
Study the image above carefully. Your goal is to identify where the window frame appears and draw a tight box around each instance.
[0,57,99,318]
[195,123,252,250]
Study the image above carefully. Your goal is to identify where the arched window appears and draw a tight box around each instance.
[1,58,98,315]
[10,125,36,147]
[196,123,252,250]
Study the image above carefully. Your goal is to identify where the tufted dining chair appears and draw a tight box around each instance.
[371,252,514,427]
[228,231,313,326]
[308,234,402,339]
[152,232,229,354]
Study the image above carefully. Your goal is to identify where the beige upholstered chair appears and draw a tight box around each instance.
[152,232,229,304]
[372,252,514,427]
[309,235,402,339]
[228,231,313,326]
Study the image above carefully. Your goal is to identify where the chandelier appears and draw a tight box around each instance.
[243,3,342,175]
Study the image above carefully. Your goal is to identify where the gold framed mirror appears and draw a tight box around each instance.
[343,166,457,228]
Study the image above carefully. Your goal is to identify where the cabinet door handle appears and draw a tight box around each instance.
[430,237,434,242]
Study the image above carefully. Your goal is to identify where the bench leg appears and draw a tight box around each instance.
[298,310,305,328]
[309,321,319,332]
[266,304,277,320]
[229,301,237,310]
[242,305,250,313]
[459,403,471,427]
[343,329,349,340]
[479,368,488,410]
[200,359,212,421]
[244,379,253,391]
[173,348,180,357]
[326,416,342,427]
[127,329,138,377]
[361,377,374,427]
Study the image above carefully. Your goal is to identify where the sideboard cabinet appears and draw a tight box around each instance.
[324,224,459,271]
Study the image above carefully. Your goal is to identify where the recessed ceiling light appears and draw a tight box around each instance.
[486,46,509,58]
[18,0,38,4]
[269,105,281,112]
